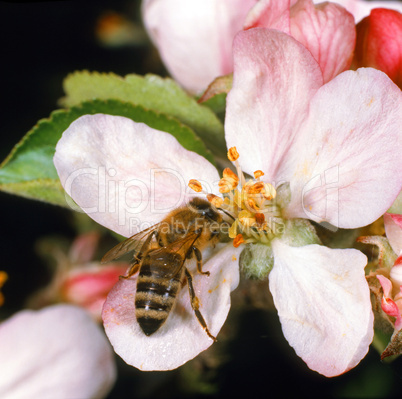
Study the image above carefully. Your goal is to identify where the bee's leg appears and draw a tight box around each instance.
[193,247,210,276]
[184,267,217,342]
[120,232,155,279]
[120,262,140,279]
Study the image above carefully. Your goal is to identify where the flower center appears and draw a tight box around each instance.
[189,147,285,247]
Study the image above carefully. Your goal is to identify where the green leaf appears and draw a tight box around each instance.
[0,99,214,206]
[201,93,227,123]
[0,179,66,207]
[61,71,226,156]
[388,190,402,214]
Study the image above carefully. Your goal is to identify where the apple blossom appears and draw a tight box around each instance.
[29,232,129,320]
[0,305,116,399]
[54,28,402,376]
[142,0,355,92]
[352,8,402,88]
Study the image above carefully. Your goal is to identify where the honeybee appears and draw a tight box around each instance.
[102,197,227,341]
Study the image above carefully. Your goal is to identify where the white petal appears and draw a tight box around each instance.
[54,114,220,237]
[142,0,257,93]
[284,68,402,229]
[0,305,116,399]
[103,243,241,371]
[269,239,373,377]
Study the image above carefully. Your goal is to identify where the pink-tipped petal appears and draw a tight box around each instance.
[353,8,402,88]
[378,274,402,330]
[62,263,129,320]
[384,213,402,255]
[390,259,402,286]
[225,28,323,181]
[377,274,394,298]
[290,0,356,83]
[244,0,291,33]
[103,244,241,371]
[0,305,116,398]
[54,114,220,237]
[284,68,402,229]
[142,0,257,93]
[269,240,373,377]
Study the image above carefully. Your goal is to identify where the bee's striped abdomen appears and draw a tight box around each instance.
[135,251,183,336]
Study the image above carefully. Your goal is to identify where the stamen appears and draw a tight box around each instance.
[262,183,276,200]
[227,147,246,187]
[246,198,259,212]
[246,182,265,194]
[254,170,264,179]
[219,168,239,193]
[207,194,224,208]
[255,213,265,226]
[229,220,238,238]
[233,233,245,248]
[227,147,239,162]
[188,179,203,193]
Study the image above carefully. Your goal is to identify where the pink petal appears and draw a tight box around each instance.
[54,114,220,237]
[62,263,129,320]
[142,0,257,93]
[68,231,100,264]
[225,28,323,181]
[390,259,402,286]
[0,305,116,398]
[290,0,356,83]
[377,274,393,298]
[103,244,241,371]
[353,8,402,88]
[244,0,291,33]
[269,240,373,377]
[283,68,402,229]
[313,0,402,22]
[384,213,402,255]
[377,275,402,329]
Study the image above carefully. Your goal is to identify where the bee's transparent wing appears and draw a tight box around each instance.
[146,232,201,278]
[101,224,160,264]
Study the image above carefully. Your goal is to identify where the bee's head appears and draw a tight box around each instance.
[188,198,221,222]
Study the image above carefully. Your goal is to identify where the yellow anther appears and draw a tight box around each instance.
[238,209,253,219]
[246,181,265,194]
[0,271,8,307]
[254,170,264,179]
[223,168,239,183]
[218,184,231,194]
[207,193,224,208]
[233,233,245,248]
[229,220,239,238]
[227,147,239,162]
[238,210,256,229]
[262,183,276,200]
[188,179,203,193]
[246,198,259,211]
[219,168,239,193]
[255,213,265,225]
